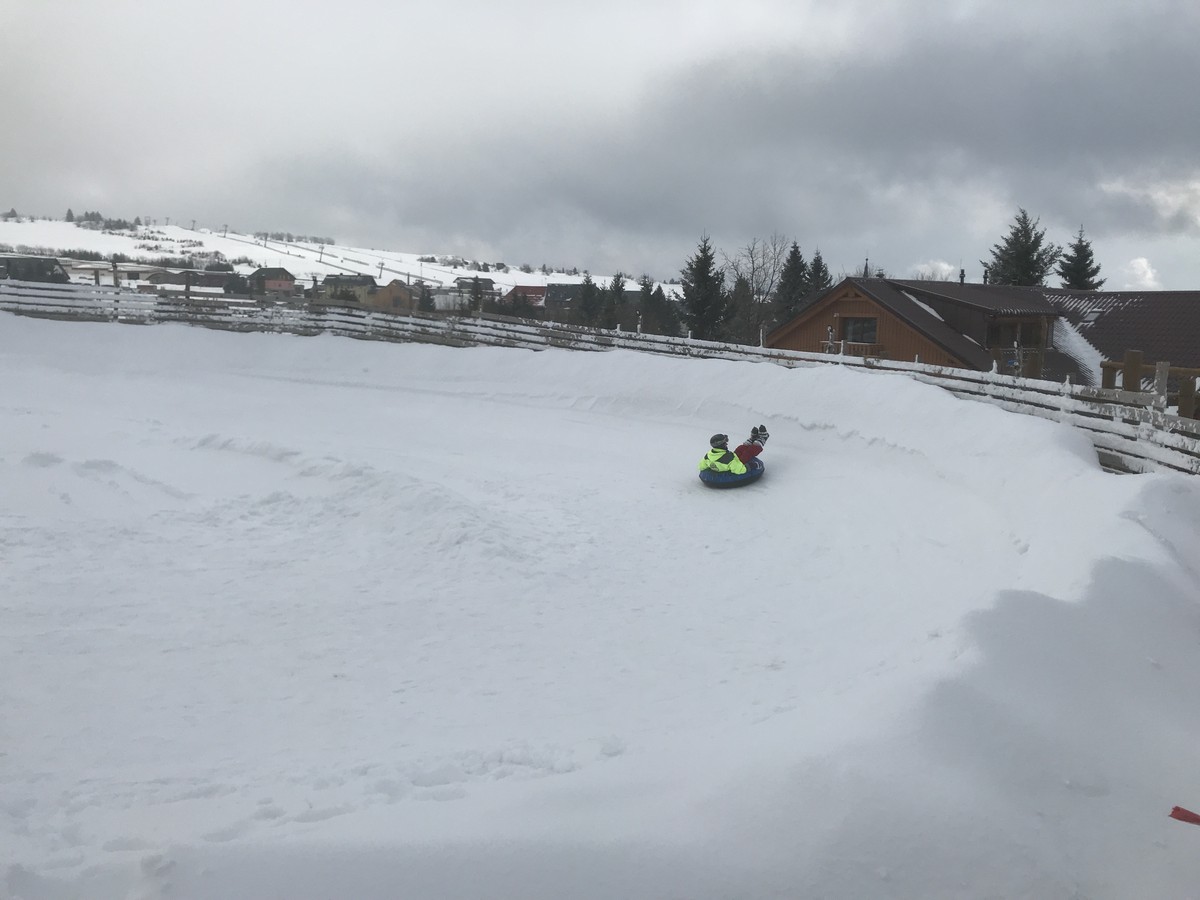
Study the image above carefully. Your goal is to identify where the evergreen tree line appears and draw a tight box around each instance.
[679,235,834,343]
[65,209,141,231]
[568,273,682,335]
[255,231,337,245]
[677,211,1109,345]
[488,235,840,344]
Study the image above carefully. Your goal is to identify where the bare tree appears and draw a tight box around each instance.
[723,234,789,343]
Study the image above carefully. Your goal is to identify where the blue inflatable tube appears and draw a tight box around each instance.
[699,456,765,488]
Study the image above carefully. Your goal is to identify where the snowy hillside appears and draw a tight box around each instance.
[4,314,1200,899]
[0,217,631,292]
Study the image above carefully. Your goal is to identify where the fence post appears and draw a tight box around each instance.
[1179,376,1197,419]
[1122,350,1144,391]
[1101,364,1117,389]
[1153,361,1170,410]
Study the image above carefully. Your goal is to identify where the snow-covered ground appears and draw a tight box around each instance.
[3,314,1200,899]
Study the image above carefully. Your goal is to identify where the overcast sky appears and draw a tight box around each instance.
[3,0,1199,288]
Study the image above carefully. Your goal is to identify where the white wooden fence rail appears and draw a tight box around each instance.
[4,279,1199,476]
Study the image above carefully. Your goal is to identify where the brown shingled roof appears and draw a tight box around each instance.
[1042,289,1200,370]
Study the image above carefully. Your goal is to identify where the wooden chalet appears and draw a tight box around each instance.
[766,277,1065,378]
[767,277,1200,388]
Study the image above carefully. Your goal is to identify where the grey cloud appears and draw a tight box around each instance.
[4,0,1199,285]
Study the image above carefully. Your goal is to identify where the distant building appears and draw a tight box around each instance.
[501,285,547,308]
[320,273,378,305]
[0,254,70,283]
[248,267,297,296]
[544,283,582,315]
[367,279,419,313]
[454,276,496,294]
[147,270,232,289]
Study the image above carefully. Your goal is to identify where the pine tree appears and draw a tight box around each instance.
[65,208,74,222]
[771,242,810,326]
[468,276,484,312]
[982,208,1062,286]
[576,273,602,326]
[808,249,832,293]
[602,273,626,329]
[418,283,435,312]
[724,275,758,344]
[1056,226,1105,290]
[680,236,730,341]
[637,277,680,336]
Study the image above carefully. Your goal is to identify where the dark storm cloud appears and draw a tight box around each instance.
[3,0,1198,284]
[249,1,1200,279]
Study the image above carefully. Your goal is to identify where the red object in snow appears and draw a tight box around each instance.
[1169,806,1200,826]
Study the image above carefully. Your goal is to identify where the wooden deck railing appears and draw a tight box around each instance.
[1100,351,1199,418]
[820,340,884,358]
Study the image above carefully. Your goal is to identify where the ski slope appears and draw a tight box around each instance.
[0,218,631,293]
[3,315,1200,899]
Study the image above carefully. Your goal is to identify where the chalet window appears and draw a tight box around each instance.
[986,320,1043,348]
[841,317,877,343]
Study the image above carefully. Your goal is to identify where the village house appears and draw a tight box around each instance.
[501,285,548,308]
[319,274,378,305]
[453,275,496,295]
[247,267,297,296]
[146,270,236,289]
[363,279,419,313]
[544,283,582,317]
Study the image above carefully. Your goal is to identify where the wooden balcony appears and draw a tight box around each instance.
[821,340,884,358]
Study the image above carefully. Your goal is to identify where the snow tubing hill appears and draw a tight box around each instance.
[699,456,764,488]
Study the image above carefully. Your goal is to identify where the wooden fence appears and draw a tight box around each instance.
[1100,351,1199,418]
[4,279,1199,476]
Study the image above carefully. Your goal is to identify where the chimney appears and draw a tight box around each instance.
[959,268,966,284]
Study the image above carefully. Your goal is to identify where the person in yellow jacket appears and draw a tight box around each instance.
[699,425,769,474]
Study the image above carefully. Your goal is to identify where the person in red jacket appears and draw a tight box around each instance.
[699,425,769,474]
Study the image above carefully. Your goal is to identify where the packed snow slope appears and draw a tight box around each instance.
[3,315,1200,899]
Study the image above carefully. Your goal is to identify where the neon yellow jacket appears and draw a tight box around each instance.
[699,447,747,474]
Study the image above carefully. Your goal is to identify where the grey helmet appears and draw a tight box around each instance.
[709,433,729,449]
